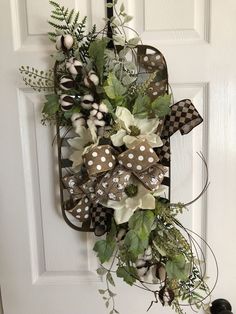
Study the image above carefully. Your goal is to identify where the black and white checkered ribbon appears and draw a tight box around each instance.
[157,99,203,166]
[156,99,203,199]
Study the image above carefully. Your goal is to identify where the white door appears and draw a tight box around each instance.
[1,0,236,313]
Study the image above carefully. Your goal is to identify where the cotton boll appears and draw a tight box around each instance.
[66,57,83,76]
[99,102,108,113]
[81,94,94,110]
[56,35,74,50]
[96,112,103,120]
[90,109,98,117]
[89,71,99,85]
[136,259,148,277]
[92,103,99,110]
[71,113,85,131]
[93,119,105,127]
[60,76,75,90]
[63,34,74,49]
[60,95,74,111]
[84,71,99,87]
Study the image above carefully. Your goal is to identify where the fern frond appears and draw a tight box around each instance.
[48,31,57,42]
[79,24,97,59]
[51,9,62,16]
[49,1,60,9]
[66,9,74,24]
[76,16,87,41]
[48,1,89,44]
[72,11,80,31]
[48,31,57,37]
[48,20,68,31]
[64,8,69,19]
[50,15,65,21]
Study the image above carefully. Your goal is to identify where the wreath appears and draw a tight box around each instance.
[20,1,217,313]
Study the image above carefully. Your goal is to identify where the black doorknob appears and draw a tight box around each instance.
[210,299,233,314]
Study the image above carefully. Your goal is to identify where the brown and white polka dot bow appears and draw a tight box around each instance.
[84,139,167,202]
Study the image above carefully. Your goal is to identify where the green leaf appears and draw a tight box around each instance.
[116,266,137,285]
[124,15,133,23]
[111,18,121,27]
[120,3,125,12]
[113,35,125,46]
[128,210,155,238]
[108,290,116,297]
[42,94,59,115]
[97,267,107,276]
[63,106,80,119]
[106,3,114,8]
[98,289,106,294]
[93,238,116,264]
[122,75,136,86]
[89,38,108,82]
[102,99,116,119]
[106,272,115,287]
[124,61,137,73]
[93,219,117,264]
[127,37,140,47]
[132,94,150,116]
[151,94,171,118]
[166,254,190,280]
[124,230,148,258]
[104,73,127,100]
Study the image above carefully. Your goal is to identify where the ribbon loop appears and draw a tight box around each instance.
[83,145,117,176]
[118,140,159,173]
[63,175,94,222]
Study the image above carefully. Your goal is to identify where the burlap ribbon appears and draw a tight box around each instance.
[63,175,97,223]
[84,139,167,202]
[63,139,167,223]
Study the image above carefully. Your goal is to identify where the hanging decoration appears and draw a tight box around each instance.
[19,1,218,313]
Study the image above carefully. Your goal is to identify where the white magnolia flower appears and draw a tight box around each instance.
[102,181,155,225]
[68,122,99,168]
[111,107,163,148]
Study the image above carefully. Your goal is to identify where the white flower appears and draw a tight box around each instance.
[111,107,163,148]
[102,180,155,224]
[68,123,98,168]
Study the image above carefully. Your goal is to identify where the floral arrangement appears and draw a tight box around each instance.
[20,1,217,313]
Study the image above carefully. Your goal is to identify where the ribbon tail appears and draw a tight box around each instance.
[157,99,203,164]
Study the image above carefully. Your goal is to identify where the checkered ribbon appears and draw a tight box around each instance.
[156,99,203,165]
[91,206,113,236]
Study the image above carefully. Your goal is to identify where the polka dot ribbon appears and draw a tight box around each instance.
[62,175,97,223]
[84,139,167,202]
